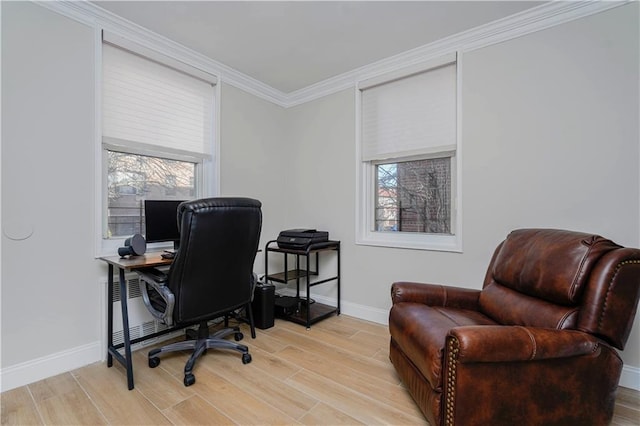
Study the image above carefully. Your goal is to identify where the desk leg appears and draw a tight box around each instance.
[119,268,135,390]
[106,267,135,389]
[107,265,114,367]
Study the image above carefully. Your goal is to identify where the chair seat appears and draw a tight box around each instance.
[389,302,497,389]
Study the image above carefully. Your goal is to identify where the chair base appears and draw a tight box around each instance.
[148,320,252,387]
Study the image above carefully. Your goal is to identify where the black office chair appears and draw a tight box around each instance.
[136,197,262,386]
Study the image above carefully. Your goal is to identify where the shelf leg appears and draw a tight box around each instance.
[337,244,341,315]
[306,254,311,328]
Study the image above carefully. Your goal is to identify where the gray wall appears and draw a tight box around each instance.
[218,83,290,272]
[2,1,102,371]
[2,1,638,390]
[282,3,640,378]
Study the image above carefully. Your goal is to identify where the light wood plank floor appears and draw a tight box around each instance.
[2,315,639,425]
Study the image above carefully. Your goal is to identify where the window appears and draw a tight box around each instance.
[356,54,461,251]
[375,157,451,233]
[106,151,196,238]
[100,36,217,250]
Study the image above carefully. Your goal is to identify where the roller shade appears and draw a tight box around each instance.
[361,60,456,162]
[102,43,214,158]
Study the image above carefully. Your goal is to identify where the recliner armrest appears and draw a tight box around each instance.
[448,325,601,363]
[391,281,481,310]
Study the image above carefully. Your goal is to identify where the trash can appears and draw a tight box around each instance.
[251,283,275,329]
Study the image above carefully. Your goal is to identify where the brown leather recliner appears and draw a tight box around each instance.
[389,229,640,426]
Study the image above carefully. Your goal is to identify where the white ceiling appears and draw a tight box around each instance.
[93,1,544,94]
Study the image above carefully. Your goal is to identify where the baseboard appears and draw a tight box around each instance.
[276,288,389,325]
[0,341,102,392]
[338,298,390,326]
[0,319,222,393]
[619,364,640,391]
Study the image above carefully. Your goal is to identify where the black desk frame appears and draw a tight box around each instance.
[103,254,179,390]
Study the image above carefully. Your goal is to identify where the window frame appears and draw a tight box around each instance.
[95,33,220,257]
[355,53,462,252]
[102,142,204,240]
[373,152,455,234]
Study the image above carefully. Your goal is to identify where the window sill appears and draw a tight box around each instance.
[356,231,462,252]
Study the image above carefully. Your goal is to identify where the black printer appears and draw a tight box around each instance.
[277,229,329,250]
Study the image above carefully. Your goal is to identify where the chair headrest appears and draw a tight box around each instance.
[491,228,620,304]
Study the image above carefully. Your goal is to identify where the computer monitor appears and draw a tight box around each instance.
[144,200,185,250]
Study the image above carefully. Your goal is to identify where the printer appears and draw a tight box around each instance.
[277,229,329,250]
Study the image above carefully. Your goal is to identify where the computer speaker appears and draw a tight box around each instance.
[118,233,146,257]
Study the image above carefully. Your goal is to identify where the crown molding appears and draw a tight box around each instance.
[35,0,290,106]
[35,0,628,109]
[283,1,629,107]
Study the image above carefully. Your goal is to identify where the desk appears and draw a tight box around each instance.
[99,253,173,390]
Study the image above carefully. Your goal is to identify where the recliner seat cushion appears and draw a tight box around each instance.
[388,303,497,389]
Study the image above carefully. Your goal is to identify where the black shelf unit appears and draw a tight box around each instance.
[265,240,340,328]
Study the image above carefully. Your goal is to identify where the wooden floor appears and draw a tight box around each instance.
[2,315,639,425]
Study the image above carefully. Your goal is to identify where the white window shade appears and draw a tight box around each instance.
[361,62,456,162]
[102,43,214,158]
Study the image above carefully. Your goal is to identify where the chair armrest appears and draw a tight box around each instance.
[391,281,481,310]
[448,325,600,363]
[137,267,168,283]
[137,268,175,326]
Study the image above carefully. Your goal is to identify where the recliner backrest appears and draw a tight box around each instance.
[167,197,262,325]
[479,229,640,349]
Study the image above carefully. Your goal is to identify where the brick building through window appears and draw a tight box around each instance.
[376,157,451,234]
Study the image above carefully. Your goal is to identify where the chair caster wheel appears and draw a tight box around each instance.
[184,374,195,387]
[149,357,160,368]
[234,332,243,341]
[242,353,252,364]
